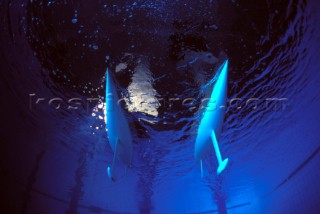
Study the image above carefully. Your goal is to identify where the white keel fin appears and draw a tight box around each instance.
[211,130,229,175]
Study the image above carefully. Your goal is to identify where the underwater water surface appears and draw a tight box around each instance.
[1,0,320,213]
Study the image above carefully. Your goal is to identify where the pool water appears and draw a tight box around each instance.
[1,0,320,213]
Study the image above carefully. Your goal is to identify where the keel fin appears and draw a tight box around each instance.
[211,130,229,175]
[107,138,120,182]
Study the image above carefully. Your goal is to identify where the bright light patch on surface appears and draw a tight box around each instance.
[125,58,160,117]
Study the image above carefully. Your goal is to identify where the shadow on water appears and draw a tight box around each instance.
[66,146,87,214]
[21,150,46,214]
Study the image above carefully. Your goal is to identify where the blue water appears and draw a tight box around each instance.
[1,0,320,213]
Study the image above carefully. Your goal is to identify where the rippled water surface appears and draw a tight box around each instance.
[1,0,320,213]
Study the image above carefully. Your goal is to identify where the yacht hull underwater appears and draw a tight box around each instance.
[195,60,229,175]
[105,69,133,181]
